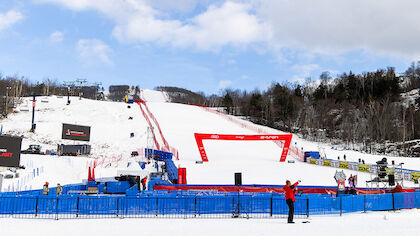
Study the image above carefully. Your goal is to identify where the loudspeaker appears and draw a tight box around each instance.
[388,174,395,186]
[234,172,242,186]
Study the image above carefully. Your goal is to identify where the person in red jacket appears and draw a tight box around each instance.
[283,179,301,223]
[141,176,148,190]
[391,183,403,193]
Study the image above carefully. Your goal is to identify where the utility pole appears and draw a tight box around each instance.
[63,81,74,105]
[5,86,10,118]
[30,95,36,132]
[76,78,87,100]
[93,82,102,100]
[67,86,71,105]
[46,79,50,96]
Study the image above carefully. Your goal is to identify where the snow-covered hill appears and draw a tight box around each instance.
[1,89,419,191]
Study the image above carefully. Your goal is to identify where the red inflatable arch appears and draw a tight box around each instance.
[194,133,293,162]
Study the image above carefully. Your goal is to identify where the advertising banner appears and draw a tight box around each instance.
[194,133,292,162]
[62,123,91,142]
[310,158,317,165]
[349,163,358,171]
[323,160,331,167]
[403,171,411,181]
[411,171,420,181]
[0,135,22,167]
[358,164,370,173]
[331,160,340,168]
[369,165,377,174]
[339,161,349,169]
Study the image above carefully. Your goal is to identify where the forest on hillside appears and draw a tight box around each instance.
[2,62,420,156]
[161,63,420,157]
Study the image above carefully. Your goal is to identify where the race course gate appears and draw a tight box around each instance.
[194,133,292,162]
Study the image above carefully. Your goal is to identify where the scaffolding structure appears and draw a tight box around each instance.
[365,158,405,193]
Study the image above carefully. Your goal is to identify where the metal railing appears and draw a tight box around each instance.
[2,192,418,220]
[0,195,308,220]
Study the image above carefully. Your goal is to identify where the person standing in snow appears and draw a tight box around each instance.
[283,180,301,223]
[42,182,50,195]
[141,176,147,191]
[136,176,141,192]
[56,183,63,195]
[348,174,354,188]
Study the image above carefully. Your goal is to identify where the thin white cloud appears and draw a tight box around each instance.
[35,0,268,51]
[218,80,233,89]
[76,39,112,65]
[35,0,420,58]
[291,64,320,73]
[0,10,23,32]
[257,0,420,58]
[241,74,248,79]
[290,64,320,84]
[49,31,63,43]
[144,0,200,13]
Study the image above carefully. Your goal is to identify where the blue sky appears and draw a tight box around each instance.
[0,0,418,94]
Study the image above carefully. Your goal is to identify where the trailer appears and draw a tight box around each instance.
[57,144,91,156]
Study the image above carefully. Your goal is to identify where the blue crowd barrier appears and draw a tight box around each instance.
[0,191,419,219]
[164,159,178,183]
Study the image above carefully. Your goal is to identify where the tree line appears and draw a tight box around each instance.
[2,61,420,156]
[161,63,420,157]
[0,74,102,116]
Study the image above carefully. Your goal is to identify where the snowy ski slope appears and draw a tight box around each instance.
[1,89,419,191]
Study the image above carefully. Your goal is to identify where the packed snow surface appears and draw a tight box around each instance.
[0,209,419,236]
[1,90,420,191]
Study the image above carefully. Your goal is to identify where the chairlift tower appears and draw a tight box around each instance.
[63,81,75,104]
[146,126,155,160]
[93,82,103,100]
[76,78,88,100]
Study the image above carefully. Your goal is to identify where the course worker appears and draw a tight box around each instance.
[56,183,63,195]
[42,182,50,195]
[283,179,301,223]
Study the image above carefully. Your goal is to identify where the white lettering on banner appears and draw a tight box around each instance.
[260,136,280,140]
[0,148,7,152]
[235,136,245,139]
[210,135,219,139]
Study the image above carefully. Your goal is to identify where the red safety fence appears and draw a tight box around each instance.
[194,133,292,162]
[154,184,417,195]
[135,99,179,159]
[136,100,161,150]
[190,105,305,161]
